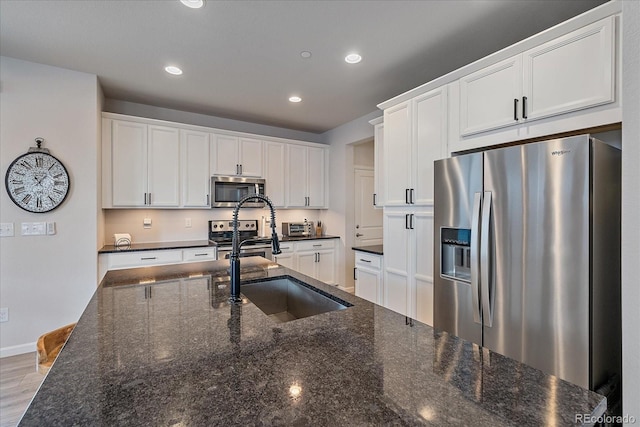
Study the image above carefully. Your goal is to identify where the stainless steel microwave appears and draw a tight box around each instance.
[211,176,265,208]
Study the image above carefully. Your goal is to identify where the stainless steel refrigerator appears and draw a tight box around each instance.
[433,134,621,396]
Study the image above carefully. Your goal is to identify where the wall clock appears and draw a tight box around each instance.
[5,138,70,213]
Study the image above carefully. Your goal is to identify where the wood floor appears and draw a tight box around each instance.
[0,353,44,427]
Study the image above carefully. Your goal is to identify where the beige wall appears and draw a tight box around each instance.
[0,57,101,356]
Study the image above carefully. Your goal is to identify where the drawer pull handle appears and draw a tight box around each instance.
[360,259,372,263]
[141,257,157,260]
[194,253,208,256]
[313,244,322,247]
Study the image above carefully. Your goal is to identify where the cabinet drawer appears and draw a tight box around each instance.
[355,252,382,270]
[296,239,335,251]
[107,250,183,270]
[278,243,295,253]
[183,247,217,262]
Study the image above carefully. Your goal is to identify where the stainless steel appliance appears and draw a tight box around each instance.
[211,176,265,208]
[434,135,621,403]
[282,221,314,237]
[209,219,272,260]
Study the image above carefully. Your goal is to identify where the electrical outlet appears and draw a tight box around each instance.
[143,218,152,229]
[0,307,8,323]
[0,223,14,237]
[185,218,192,228]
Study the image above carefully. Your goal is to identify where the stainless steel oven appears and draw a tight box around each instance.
[211,176,265,208]
[208,219,273,261]
[216,244,273,261]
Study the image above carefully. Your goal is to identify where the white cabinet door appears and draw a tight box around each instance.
[355,267,379,304]
[296,251,317,279]
[212,134,240,176]
[111,120,147,207]
[383,102,412,206]
[413,87,447,206]
[523,16,615,122]
[383,210,411,316]
[147,125,180,207]
[373,122,384,208]
[264,141,286,207]
[306,146,325,208]
[316,249,335,284]
[459,55,522,136]
[181,129,210,207]
[274,252,295,270]
[287,144,308,207]
[413,211,434,326]
[238,137,263,177]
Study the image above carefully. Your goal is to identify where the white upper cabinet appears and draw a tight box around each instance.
[212,134,263,177]
[522,16,615,121]
[181,129,210,208]
[383,101,412,206]
[383,86,448,207]
[459,16,615,138]
[110,120,147,207]
[413,87,448,206]
[459,56,522,136]
[371,118,384,208]
[286,144,327,208]
[108,120,180,207]
[147,126,181,207]
[263,141,286,207]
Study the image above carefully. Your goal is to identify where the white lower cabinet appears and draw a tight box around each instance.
[272,239,337,285]
[383,208,434,325]
[354,251,383,305]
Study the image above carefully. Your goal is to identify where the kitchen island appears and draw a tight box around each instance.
[19,258,605,426]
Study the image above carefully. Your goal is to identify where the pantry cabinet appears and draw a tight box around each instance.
[107,120,180,208]
[211,134,263,177]
[382,208,433,325]
[369,117,384,208]
[459,16,615,138]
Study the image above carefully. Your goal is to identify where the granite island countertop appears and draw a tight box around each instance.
[19,258,605,426]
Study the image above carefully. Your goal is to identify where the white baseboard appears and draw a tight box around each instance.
[1,342,36,358]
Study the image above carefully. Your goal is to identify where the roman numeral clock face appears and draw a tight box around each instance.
[5,152,70,213]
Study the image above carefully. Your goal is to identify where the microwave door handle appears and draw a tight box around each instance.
[471,192,482,325]
[480,191,493,327]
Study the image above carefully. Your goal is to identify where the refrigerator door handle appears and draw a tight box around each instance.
[481,191,493,327]
[471,192,482,324]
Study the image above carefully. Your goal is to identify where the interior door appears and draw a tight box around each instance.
[354,169,383,246]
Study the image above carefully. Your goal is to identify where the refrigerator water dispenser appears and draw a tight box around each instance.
[440,228,471,283]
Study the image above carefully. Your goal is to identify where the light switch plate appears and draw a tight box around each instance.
[21,222,47,236]
[0,308,8,323]
[0,223,14,237]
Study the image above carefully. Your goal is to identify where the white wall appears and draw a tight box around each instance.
[0,57,101,356]
[321,111,380,288]
[621,0,640,418]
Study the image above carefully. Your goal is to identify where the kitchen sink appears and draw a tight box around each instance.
[240,276,352,323]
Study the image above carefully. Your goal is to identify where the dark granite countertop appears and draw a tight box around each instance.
[99,240,213,254]
[20,258,605,426]
[352,244,384,255]
[280,234,340,242]
[98,236,339,254]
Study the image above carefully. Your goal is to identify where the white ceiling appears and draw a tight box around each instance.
[0,0,607,134]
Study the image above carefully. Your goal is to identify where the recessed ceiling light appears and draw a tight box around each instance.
[165,65,183,75]
[289,96,302,103]
[345,53,362,64]
[180,0,204,8]
[300,51,312,59]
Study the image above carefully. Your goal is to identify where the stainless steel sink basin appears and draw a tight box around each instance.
[241,276,352,323]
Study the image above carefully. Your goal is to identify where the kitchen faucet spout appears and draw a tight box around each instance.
[229,194,281,302]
